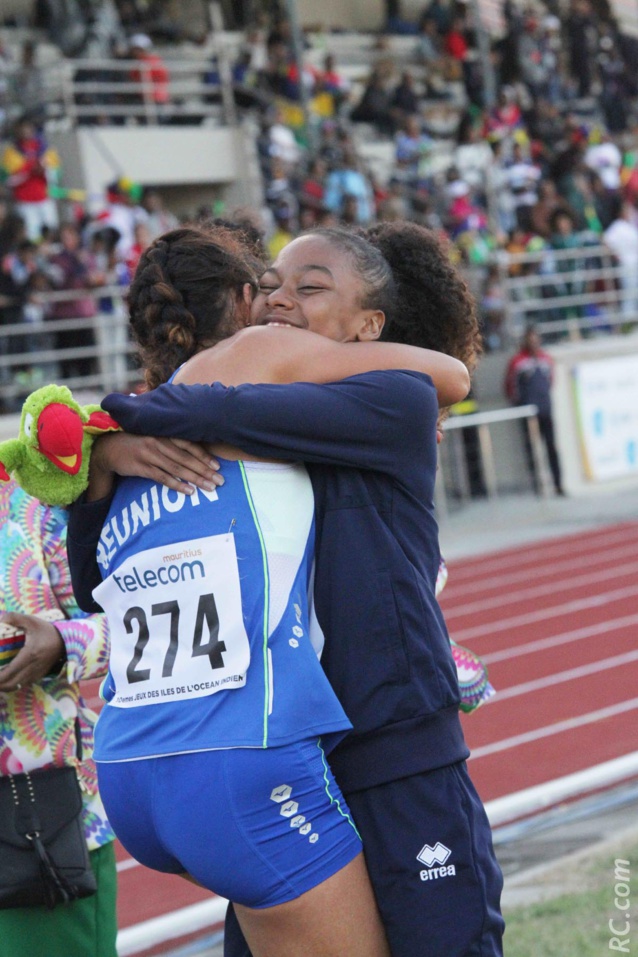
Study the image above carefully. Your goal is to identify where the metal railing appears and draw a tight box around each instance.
[4,56,238,127]
[436,405,548,515]
[494,242,637,343]
[0,285,137,410]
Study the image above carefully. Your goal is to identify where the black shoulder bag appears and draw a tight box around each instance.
[0,732,97,909]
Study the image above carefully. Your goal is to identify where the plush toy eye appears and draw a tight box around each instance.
[24,412,33,439]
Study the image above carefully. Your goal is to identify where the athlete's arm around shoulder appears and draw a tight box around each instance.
[175,326,471,407]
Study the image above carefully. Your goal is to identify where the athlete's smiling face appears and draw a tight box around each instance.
[251,235,384,342]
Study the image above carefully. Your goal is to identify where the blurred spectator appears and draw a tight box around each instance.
[0,40,12,135]
[584,131,622,191]
[504,141,542,230]
[47,223,99,380]
[298,157,327,220]
[547,207,587,326]
[4,245,57,388]
[455,115,492,193]
[504,325,565,495]
[384,0,418,35]
[1,118,59,241]
[315,54,351,112]
[377,177,410,221]
[603,197,638,319]
[530,180,576,240]
[350,70,394,135]
[128,34,169,118]
[148,0,209,43]
[530,99,567,151]
[566,0,597,98]
[142,188,179,239]
[444,176,487,239]
[13,41,47,126]
[444,14,481,105]
[89,179,148,258]
[267,202,295,259]
[485,87,523,140]
[536,16,563,104]
[389,70,420,126]
[266,107,303,166]
[264,157,298,216]
[421,0,451,36]
[395,115,433,187]
[324,149,374,225]
[443,15,468,66]
[241,26,268,74]
[81,0,125,58]
[0,238,38,373]
[125,220,151,275]
[518,15,551,103]
[414,16,442,67]
[585,170,615,230]
[488,140,517,234]
[479,262,506,351]
[598,33,630,133]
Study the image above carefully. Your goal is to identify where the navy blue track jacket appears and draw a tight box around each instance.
[68,370,469,793]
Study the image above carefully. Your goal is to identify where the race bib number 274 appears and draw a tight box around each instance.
[94,534,251,707]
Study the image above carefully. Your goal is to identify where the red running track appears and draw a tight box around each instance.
[442,520,638,802]
[82,520,638,947]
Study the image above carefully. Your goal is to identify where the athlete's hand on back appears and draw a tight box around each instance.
[89,432,224,500]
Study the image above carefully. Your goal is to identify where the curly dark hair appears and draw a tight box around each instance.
[128,225,259,390]
[365,221,482,372]
[210,216,268,270]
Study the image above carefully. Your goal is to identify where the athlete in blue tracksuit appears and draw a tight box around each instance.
[69,369,504,957]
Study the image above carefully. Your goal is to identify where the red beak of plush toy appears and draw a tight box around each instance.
[36,403,85,474]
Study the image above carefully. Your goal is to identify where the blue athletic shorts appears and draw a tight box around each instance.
[96,739,362,908]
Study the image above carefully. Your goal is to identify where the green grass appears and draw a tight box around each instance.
[502,843,635,956]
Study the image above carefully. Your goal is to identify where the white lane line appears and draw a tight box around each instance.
[485,750,638,827]
[453,583,637,642]
[116,857,141,873]
[488,650,638,702]
[483,612,638,664]
[442,541,638,600]
[117,897,228,956]
[469,697,638,760]
[447,525,637,582]
[444,558,638,619]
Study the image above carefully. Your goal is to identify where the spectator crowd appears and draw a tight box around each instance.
[1,0,638,405]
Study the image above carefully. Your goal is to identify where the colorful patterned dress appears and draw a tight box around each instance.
[0,480,114,852]
[436,559,495,714]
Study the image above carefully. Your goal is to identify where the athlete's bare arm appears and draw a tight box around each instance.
[88,327,469,500]
[176,326,470,407]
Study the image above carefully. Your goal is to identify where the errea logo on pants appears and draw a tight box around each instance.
[417,843,456,882]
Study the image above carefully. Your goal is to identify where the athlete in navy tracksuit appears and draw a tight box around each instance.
[69,369,504,957]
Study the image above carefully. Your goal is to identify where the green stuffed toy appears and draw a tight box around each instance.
[0,384,121,506]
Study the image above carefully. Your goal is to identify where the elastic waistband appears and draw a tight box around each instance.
[329,706,470,795]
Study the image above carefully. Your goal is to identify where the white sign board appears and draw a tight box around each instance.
[573,356,638,481]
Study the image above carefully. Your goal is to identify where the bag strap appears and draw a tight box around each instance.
[8,773,77,909]
[75,716,83,763]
